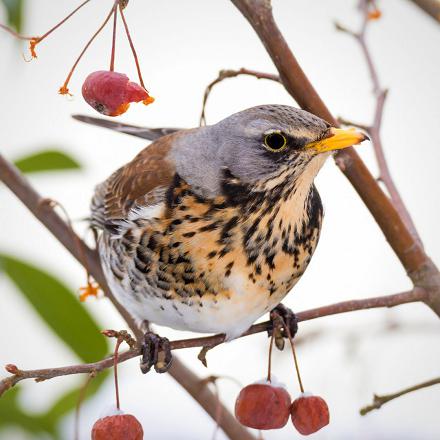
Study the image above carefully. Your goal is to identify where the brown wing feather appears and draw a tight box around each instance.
[91,133,177,229]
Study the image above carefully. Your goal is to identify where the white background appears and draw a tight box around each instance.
[0,0,439,439]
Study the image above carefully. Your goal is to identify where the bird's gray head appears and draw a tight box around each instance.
[172,105,366,197]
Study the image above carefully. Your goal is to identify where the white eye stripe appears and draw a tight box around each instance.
[264,129,282,135]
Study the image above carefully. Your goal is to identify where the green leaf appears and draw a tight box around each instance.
[1,0,24,32]
[13,150,82,174]
[0,254,108,363]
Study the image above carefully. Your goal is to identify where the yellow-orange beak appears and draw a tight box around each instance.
[305,127,368,153]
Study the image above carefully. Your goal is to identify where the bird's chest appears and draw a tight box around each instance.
[102,177,322,337]
[129,180,322,304]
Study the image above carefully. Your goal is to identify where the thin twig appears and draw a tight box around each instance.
[199,68,280,126]
[337,117,370,132]
[0,287,429,397]
[109,1,118,72]
[0,23,33,40]
[113,339,123,410]
[74,372,96,440]
[35,0,92,42]
[360,377,440,415]
[285,324,304,394]
[266,331,274,382]
[59,2,117,95]
[119,3,148,91]
[336,0,423,248]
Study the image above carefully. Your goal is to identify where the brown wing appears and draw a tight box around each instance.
[91,133,177,230]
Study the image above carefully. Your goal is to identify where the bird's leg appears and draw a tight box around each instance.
[268,303,298,350]
[140,332,173,374]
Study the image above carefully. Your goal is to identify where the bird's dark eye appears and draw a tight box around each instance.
[263,132,287,152]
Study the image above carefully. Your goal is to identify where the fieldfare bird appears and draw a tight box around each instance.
[77,105,367,372]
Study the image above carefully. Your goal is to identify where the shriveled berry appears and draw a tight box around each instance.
[235,383,291,430]
[92,414,143,440]
[82,70,154,117]
[291,395,329,435]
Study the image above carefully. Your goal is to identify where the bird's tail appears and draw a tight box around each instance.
[72,114,180,141]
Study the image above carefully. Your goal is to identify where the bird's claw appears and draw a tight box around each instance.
[268,303,298,350]
[140,332,172,374]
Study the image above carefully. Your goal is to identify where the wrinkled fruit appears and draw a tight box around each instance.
[291,395,329,435]
[82,70,154,117]
[235,383,291,430]
[92,414,143,440]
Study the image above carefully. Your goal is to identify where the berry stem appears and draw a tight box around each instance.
[113,337,123,410]
[74,372,96,440]
[59,2,117,95]
[109,1,118,71]
[43,199,97,300]
[0,23,33,40]
[37,0,92,43]
[285,324,305,393]
[266,331,275,383]
[119,3,148,91]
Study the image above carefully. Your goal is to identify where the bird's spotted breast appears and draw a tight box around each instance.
[101,170,322,338]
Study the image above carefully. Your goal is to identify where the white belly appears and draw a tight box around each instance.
[102,257,287,340]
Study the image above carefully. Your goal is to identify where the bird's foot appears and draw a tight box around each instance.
[268,303,298,350]
[140,332,172,374]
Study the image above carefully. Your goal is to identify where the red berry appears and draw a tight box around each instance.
[290,395,329,435]
[235,383,291,430]
[82,70,154,117]
[92,414,143,440]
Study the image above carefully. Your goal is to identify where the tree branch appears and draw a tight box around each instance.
[408,0,440,22]
[199,67,280,126]
[1,287,428,397]
[230,0,440,317]
[360,376,440,415]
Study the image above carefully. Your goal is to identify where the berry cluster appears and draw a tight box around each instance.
[235,327,330,436]
[236,383,329,435]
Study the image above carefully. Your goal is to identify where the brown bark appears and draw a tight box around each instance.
[408,0,440,22]
[230,0,440,317]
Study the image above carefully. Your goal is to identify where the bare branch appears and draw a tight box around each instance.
[230,0,440,317]
[200,67,280,126]
[337,1,423,248]
[1,287,428,397]
[360,377,440,415]
[337,117,370,132]
[408,0,440,22]
[0,23,33,40]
